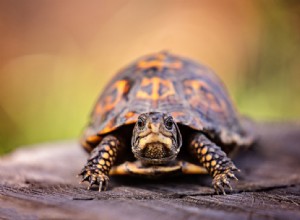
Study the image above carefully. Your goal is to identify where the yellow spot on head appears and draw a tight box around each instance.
[106,161,111,166]
[197,148,201,154]
[99,159,105,165]
[108,150,114,156]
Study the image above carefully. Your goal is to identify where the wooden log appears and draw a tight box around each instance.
[0,122,300,219]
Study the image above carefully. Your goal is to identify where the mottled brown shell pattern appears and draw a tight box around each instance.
[82,51,252,152]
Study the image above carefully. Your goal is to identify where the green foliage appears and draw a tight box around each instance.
[235,0,300,120]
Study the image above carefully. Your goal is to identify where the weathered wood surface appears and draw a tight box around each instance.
[0,122,300,220]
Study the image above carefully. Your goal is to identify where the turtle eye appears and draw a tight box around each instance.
[164,117,173,130]
[137,118,146,129]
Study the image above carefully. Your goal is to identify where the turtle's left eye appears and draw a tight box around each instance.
[137,118,146,129]
[164,117,173,130]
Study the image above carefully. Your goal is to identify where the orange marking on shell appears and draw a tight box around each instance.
[95,103,102,114]
[100,119,115,134]
[125,111,135,119]
[96,80,130,116]
[138,60,182,70]
[81,141,94,152]
[87,135,101,143]
[171,61,182,69]
[155,52,166,60]
[137,52,182,71]
[170,111,185,118]
[138,60,163,70]
[124,111,138,125]
[206,93,225,112]
[184,80,226,113]
[136,77,176,101]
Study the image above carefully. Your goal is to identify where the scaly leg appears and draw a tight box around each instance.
[189,133,239,194]
[78,135,120,191]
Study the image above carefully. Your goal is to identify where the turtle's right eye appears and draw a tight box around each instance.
[164,117,174,130]
[137,118,146,129]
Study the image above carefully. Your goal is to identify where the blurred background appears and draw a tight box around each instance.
[0,0,299,154]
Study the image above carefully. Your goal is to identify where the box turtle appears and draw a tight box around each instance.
[78,51,256,194]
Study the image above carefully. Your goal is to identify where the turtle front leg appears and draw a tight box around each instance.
[78,135,119,191]
[189,133,239,195]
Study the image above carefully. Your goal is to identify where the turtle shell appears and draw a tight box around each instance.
[82,51,254,152]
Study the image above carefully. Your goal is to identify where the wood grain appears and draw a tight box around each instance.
[0,122,300,219]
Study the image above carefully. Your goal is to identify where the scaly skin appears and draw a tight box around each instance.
[78,135,119,191]
[189,133,239,194]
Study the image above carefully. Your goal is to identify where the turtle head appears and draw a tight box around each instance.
[131,112,182,165]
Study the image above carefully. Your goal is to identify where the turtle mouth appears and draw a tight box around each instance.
[142,142,172,158]
[132,130,180,165]
[134,152,178,165]
[132,141,179,165]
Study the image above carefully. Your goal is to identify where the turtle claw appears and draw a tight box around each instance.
[87,178,97,190]
[84,174,109,191]
[81,173,90,182]
[212,170,238,195]
[77,171,84,177]
[97,175,109,191]
[229,173,238,181]
[78,166,109,191]
[214,181,226,195]
[98,182,103,192]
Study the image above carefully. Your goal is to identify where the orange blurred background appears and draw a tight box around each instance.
[0,0,299,154]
